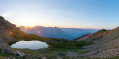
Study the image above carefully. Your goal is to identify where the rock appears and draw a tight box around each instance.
[57,57,63,59]
[6,50,16,55]
[58,52,65,56]
[26,53,34,59]
[42,57,47,59]
[16,51,25,57]
[0,42,16,55]
[0,43,10,50]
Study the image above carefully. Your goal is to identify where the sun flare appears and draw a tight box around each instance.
[22,22,32,27]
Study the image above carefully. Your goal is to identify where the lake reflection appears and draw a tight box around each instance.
[11,41,48,49]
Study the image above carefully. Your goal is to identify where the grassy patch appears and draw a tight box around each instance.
[47,39,93,49]
[0,50,18,59]
[78,50,90,54]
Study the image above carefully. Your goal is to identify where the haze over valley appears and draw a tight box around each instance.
[20,26,98,40]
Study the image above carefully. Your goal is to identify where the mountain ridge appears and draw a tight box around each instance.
[75,29,110,41]
[20,26,98,40]
[75,26,119,58]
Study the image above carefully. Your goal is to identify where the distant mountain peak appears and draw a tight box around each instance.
[20,25,98,40]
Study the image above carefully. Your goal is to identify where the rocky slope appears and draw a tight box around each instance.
[75,29,110,41]
[0,16,28,55]
[75,27,119,58]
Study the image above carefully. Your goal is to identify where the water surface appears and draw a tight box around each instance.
[11,41,48,49]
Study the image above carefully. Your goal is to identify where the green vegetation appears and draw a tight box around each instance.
[112,35,119,40]
[84,57,119,59]
[109,56,119,59]
[78,50,90,54]
[0,50,18,59]
[47,39,93,49]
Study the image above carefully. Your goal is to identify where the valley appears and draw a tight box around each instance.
[0,16,119,59]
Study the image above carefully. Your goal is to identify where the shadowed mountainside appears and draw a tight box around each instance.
[20,26,74,39]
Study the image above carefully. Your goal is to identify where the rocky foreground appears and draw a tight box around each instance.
[0,16,28,58]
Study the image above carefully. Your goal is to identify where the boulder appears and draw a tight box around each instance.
[16,51,25,57]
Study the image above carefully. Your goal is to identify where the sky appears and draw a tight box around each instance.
[0,0,119,29]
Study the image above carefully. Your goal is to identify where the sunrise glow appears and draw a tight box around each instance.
[0,0,119,29]
[22,23,31,27]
